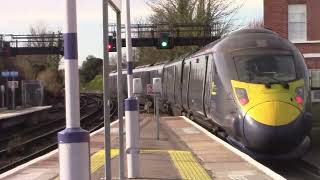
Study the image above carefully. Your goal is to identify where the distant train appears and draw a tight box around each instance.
[109,29,312,159]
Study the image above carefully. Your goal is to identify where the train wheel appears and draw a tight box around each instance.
[212,126,219,135]
[217,131,227,140]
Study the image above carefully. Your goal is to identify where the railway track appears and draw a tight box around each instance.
[260,159,320,180]
[0,93,115,174]
[0,96,89,148]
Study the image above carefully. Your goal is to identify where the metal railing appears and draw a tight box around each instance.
[0,23,221,55]
[2,33,63,48]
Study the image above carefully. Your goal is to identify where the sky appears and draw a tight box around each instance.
[0,0,263,66]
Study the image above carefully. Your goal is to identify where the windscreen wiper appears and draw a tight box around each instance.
[251,71,289,89]
[265,76,290,89]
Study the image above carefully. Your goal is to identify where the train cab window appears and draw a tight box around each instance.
[235,55,297,84]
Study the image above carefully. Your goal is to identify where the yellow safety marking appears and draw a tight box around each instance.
[91,149,119,173]
[169,150,211,180]
[56,149,210,180]
[231,79,304,126]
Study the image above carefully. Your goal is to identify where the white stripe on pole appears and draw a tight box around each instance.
[64,60,80,128]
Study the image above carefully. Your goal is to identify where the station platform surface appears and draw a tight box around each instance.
[0,106,52,120]
[0,114,284,180]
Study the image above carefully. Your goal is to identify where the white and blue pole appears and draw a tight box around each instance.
[58,0,90,180]
[125,0,140,178]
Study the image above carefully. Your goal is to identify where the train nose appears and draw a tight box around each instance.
[243,101,308,153]
[246,101,300,126]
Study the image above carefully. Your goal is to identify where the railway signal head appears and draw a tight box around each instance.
[158,32,173,49]
[108,36,117,52]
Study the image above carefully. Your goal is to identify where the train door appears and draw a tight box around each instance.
[174,63,182,109]
[189,57,206,115]
[173,66,176,103]
[182,60,190,111]
[204,54,217,119]
[165,68,169,100]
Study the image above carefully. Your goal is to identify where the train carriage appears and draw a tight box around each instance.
[109,28,312,159]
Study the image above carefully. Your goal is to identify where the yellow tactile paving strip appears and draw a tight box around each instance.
[169,150,211,180]
[90,149,119,173]
[88,149,211,180]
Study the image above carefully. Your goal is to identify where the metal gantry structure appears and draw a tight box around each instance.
[108,23,222,49]
[0,34,63,56]
[0,23,221,56]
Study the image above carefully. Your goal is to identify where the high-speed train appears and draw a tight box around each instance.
[109,28,312,159]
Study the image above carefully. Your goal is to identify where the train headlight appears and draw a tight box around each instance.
[295,87,304,105]
[235,88,249,105]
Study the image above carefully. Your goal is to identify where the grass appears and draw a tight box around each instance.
[82,75,103,93]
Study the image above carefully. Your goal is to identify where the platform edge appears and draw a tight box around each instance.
[180,116,286,180]
[0,120,119,178]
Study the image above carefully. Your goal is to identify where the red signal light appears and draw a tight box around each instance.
[108,44,112,49]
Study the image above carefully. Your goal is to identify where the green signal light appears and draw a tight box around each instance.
[161,41,168,47]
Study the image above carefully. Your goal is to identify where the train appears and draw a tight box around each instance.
[109,28,312,159]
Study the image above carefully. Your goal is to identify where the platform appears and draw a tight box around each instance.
[0,106,52,120]
[0,114,284,180]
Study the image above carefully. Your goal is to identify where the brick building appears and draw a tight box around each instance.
[264,0,320,70]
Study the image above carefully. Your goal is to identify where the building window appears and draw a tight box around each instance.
[288,4,307,41]
[310,69,320,88]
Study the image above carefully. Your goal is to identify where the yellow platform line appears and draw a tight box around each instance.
[169,150,211,180]
[91,149,119,173]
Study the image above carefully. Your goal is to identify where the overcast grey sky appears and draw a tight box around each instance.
[0,0,263,65]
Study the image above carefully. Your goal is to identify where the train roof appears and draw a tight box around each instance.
[227,28,278,37]
[215,28,295,54]
[111,28,292,73]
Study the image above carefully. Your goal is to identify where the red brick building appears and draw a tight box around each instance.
[264,0,320,69]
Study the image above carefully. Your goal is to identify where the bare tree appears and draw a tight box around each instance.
[247,18,264,29]
[148,0,242,34]
[15,22,63,94]
[134,0,243,65]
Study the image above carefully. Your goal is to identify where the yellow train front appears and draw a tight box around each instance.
[212,29,312,159]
